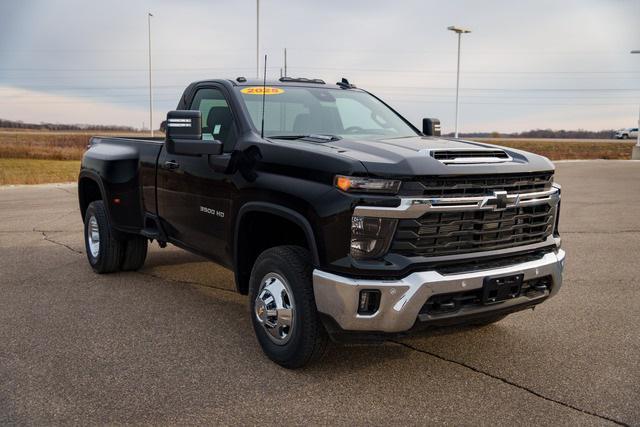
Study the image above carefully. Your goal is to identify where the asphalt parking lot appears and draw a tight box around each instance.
[1,160,638,425]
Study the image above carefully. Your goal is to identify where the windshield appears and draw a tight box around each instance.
[235,85,419,140]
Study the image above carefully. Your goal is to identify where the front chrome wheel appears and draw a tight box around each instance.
[254,272,295,345]
[87,215,100,258]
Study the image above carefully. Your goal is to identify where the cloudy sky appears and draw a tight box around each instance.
[0,0,639,132]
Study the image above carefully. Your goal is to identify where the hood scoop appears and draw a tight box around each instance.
[427,148,512,165]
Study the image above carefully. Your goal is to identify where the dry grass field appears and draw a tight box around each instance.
[0,130,145,161]
[0,129,635,185]
[0,130,146,185]
[473,138,635,160]
[0,158,80,185]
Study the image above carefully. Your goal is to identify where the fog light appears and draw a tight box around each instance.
[358,290,381,315]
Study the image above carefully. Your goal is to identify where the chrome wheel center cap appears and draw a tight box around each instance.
[255,299,267,322]
[87,215,100,258]
[254,273,295,345]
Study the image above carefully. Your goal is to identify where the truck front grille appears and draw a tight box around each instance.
[391,204,554,257]
[401,172,553,198]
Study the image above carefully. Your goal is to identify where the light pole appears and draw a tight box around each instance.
[148,12,154,137]
[256,0,260,78]
[631,50,640,159]
[448,26,471,138]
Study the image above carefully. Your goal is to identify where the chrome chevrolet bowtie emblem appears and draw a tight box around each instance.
[493,190,508,210]
[481,190,514,211]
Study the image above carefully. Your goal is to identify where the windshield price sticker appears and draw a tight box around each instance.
[241,87,284,95]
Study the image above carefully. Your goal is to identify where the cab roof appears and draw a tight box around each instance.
[190,77,359,90]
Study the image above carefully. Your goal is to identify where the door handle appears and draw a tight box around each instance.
[165,160,180,170]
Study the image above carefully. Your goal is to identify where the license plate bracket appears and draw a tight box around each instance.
[482,273,524,304]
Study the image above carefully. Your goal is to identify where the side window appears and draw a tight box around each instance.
[189,88,237,151]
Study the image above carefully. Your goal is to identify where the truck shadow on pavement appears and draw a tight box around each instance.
[139,246,502,368]
[136,246,521,372]
[21,233,517,375]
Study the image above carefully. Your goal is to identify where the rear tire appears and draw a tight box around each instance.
[622,134,629,139]
[120,236,148,271]
[84,200,123,274]
[249,245,328,369]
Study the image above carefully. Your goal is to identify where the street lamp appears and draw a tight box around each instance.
[148,12,154,137]
[256,0,260,78]
[448,26,471,138]
[631,50,640,159]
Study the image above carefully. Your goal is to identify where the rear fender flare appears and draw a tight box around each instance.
[78,170,109,221]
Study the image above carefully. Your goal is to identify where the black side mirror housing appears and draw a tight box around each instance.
[422,118,441,137]
[165,110,223,156]
[166,110,202,140]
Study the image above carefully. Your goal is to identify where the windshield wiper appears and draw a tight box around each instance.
[267,134,341,142]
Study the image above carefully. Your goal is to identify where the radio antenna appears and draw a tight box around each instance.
[260,54,267,139]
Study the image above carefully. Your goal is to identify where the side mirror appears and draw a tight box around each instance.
[166,110,202,140]
[422,118,441,137]
[165,110,223,156]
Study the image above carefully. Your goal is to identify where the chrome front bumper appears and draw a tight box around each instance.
[313,249,565,333]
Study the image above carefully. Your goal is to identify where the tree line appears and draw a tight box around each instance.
[446,129,617,139]
[0,118,619,138]
[0,118,138,132]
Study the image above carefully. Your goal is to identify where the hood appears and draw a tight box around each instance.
[321,136,555,177]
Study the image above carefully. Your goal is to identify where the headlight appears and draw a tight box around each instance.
[350,216,397,260]
[335,175,401,194]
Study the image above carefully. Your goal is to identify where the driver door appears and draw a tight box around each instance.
[157,86,238,262]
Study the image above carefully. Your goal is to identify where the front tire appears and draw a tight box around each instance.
[84,200,123,274]
[622,134,629,139]
[249,246,328,368]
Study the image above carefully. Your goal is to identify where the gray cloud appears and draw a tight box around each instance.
[0,0,639,131]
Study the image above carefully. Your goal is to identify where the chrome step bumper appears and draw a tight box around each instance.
[313,249,565,333]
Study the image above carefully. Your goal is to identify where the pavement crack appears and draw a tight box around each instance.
[38,230,83,255]
[55,186,76,195]
[390,340,629,427]
[35,209,78,228]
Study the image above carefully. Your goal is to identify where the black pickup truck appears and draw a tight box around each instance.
[78,77,565,368]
